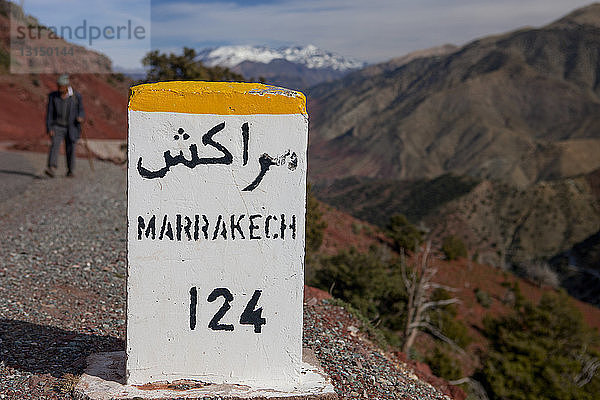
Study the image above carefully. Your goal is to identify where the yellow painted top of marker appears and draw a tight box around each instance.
[129,81,307,116]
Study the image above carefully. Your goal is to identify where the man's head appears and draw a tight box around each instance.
[57,74,69,95]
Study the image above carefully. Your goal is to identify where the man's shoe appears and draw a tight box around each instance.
[66,171,75,178]
[44,167,56,177]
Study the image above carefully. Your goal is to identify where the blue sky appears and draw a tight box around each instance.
[20,0,595,70]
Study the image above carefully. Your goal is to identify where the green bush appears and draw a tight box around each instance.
[408,346,422,361]
[480,291,600,400]
[425,346,463,381]
[386,214,423,252]
[311,246,472,355]
[475,288,492,308]
[0,48,10,70]
[429,289,472,348]
[499,280,525,308]
[441,235,467,260]
[309,246,406,331]
[142,47,244,82]
[306,185,327,257]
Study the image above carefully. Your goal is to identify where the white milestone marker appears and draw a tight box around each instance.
[126,82,308,388]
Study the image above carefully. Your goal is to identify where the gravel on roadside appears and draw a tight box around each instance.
[0,153,449,400]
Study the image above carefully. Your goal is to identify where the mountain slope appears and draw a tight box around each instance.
[308,3,600,187]
[314,169,600,269]
[309,4,600,275]
[0,0,129,141]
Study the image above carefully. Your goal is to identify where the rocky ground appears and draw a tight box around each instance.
[0,151,450,399]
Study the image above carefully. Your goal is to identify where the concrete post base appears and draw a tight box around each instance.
[74,350,337,400]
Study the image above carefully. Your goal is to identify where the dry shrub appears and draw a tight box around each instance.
[520,261,559,288]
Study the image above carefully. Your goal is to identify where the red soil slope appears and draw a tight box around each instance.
[0,73,128,141]
[319,201,389,254]
[435,257,600,333]
[319,202,600,377]
[319,201,600,334]
[0,8,129,142]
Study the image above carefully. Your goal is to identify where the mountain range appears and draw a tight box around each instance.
[197,44,366,90]
[309,3,600,295]
[308,5,600,186]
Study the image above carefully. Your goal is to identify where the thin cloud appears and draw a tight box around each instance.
[151,0,594,63]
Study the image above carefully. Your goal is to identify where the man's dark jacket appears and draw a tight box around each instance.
[46,91,85,141]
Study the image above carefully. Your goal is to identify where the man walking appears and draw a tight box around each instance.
[45,74,85,178]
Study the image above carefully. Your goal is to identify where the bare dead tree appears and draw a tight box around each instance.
[400,242,461,353]
[574,351,600,387]
[449,378,489,400]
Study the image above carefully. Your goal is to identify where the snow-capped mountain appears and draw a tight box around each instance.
[196,45,366,90]
[198,44,366,72]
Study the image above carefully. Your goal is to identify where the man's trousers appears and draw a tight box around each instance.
[47,126,77,173]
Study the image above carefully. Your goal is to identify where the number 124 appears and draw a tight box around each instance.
[189,287,266,333]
